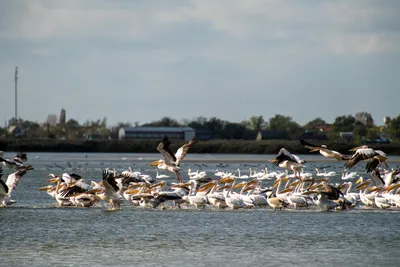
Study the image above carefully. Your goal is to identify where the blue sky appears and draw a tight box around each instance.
[1,0,399,127]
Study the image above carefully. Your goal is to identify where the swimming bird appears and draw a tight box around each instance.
[148,135,198,183]
[345,147,388,172]
[300,139,349,161]
[269,148,306,179]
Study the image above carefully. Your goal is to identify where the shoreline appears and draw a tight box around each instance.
[1,139,400,155]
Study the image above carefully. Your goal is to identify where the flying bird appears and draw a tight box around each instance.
[149,135,198,183]
[0,165,34,206]
[0,151,29,170]
[345,147,388,172]
[269,148,306,179]
[299,139,349,161]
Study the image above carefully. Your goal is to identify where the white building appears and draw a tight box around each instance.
[118,127,195,141]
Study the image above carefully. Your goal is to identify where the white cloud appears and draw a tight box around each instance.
[0,0,400,125]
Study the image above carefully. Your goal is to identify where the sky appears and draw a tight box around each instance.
[1,0,400,127]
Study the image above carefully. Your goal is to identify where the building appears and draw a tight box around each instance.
[118,127,195,141]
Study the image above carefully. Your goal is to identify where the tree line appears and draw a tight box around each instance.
[1,112,400,142]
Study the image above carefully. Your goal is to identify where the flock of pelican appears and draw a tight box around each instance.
[1,137,400,211]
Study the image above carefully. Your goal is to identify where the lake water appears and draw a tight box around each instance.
[1,152,400,267]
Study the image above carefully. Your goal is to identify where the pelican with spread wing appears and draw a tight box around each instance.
[269,148,306,179]
[149,135,198,183]
[0,165,34,206]
[299,139,349,161]
[345,147,388,173]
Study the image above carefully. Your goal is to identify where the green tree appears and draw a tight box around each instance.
[304,117,326,131]
[333,115,356,132]
[222,122,247,139]
[268,114,303,139]
[142,117,181,127]
[355,112,374,128]
[244,115,266,132]
[390,115,400,137]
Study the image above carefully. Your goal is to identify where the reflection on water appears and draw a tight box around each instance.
[1,152,400,267]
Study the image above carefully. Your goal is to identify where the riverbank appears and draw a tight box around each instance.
[1,139,400,154]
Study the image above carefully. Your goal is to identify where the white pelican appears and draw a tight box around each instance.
[313,192,341,211]
[46,176,74,206]
[0,151,28,170]
[236,168,249,179]
[218,177,246,209]
[102,169,121,210]
[156,171,170,179]
[383,168,400,186]
[183,180,208,208]
[0,165,34,206]
[345,147,388,173]
[300,139,350,161]
[269,148,306,179]
[341,171,358,180]
[149,135,198,183]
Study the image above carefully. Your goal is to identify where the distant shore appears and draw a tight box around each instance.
[1,139,400,155]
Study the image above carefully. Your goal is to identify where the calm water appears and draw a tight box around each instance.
[1,152,400,267]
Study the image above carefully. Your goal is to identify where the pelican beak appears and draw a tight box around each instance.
[269,159,278,163]
[233,182,246,189]
[355,181,370,191]
[38,186,52,191]
[86,188,104,194]
[356,177,363,184]
[125,188,140,195]
[279,187,294,194]
[198,181,216,191]
[148,160,162,167]
[218,177,233,184]
[47,178,59,183]
[310,148,320,153]
[339,184,347,192]
[216,185,230,191]
[388,183,400,191]
[66,181,78,188]
[288,180,299,187]
[247,179,259,186]
[150,181,166,189]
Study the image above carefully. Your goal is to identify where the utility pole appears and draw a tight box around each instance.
[15,66,18,121]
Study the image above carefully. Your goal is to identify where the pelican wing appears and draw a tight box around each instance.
[0,174,8,195]
[273,148,304,165]
[371,169,385,186]
[15,152,28,162]
[345,148,377,169]
[5,171,23,196]
[102,169,120,193]
[330,150,350,161]
[157,135,177,164]
[175,136,198,163]
[365,157,381,173]
[299,139,319,150]
[59,185,87,197]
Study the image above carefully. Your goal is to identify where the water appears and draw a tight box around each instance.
[1,152,400,267]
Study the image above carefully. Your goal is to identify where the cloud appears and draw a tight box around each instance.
[0,0,399,126]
